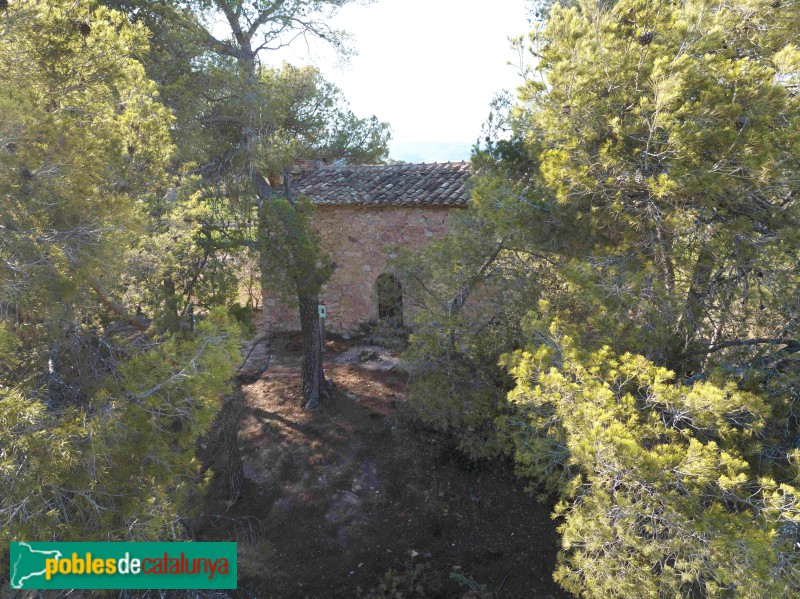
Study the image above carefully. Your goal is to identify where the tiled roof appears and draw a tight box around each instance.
[295,161,471,207]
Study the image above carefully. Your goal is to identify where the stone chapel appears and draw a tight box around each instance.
[262,161,471,333]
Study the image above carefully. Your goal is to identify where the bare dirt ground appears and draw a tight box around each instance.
[195,332,570,599]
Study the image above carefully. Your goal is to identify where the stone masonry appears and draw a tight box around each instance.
[262,162,470,333]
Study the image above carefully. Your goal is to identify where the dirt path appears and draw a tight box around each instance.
[196,335,569,599]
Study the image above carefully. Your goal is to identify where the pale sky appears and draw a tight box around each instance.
[259,0,532,160]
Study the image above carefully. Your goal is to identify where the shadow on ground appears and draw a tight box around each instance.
[194,334,570,599]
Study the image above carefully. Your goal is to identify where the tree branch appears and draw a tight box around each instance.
[89,277,150,331]
[168,4,244,60]
[248,0,290,39]
[213,0,252,54]
[678,337,800,359]
[199,29,245,59]
[448,241,504,317]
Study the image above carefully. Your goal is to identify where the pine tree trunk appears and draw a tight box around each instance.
[252,171,331,409]
[672,244,716,371]
[298,289,328,409]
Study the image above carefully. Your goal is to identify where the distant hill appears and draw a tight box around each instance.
[388,141,473,163]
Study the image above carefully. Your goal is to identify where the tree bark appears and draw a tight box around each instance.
[220,6,333,411]
[298,289,329,409]
[672,243,716,371]
[89,277,150,331]
[654,222,675,294]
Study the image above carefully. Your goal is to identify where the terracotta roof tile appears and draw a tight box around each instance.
[295,161,471,207]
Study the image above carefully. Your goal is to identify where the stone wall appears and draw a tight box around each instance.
[262,205,456,333]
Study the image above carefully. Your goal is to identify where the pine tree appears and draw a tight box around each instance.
[101,1,391,407]
[0,1,241,570]
[501,333,800,597]
[516,0,800,372]
[401,0,800,595]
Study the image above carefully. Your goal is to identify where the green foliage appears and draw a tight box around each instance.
[396,174,578,455]
[102,2,391,385]
[516,0,800,367]
[123,184,245,330]
[252,63,392,170]
[0,0,173,317]
[0,1,241,572]
[257,194,334,298]
[228,302,258,337]
[501,336,799,597]
[0,0,179,392]
[396,208,549,458]
[403,0,800,596]
[0,310,240,547]
[0,323,18,374]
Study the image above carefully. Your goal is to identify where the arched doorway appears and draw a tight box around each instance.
[376,273,403,328]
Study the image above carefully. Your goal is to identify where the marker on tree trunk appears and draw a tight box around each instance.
[318,303,326,347]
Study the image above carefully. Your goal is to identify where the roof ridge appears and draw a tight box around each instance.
[295,161,471,207]
[311,161,469,168]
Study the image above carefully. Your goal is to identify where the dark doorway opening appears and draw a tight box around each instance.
[376,273,403,327]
